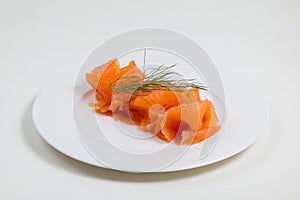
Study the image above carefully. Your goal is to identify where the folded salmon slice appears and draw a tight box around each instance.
[129,89,201,126]
[180,100,221,144]
[156,100,220,144]
[86,59,142,115]
[109,61,145,123]
[130,89,200,109]
[128,90,178,126]
[86,58,120,102]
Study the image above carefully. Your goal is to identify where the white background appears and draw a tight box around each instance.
[0,0,299,199]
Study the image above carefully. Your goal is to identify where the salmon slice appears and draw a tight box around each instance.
[181,100,220,144]
[129,89,201,126]
[156,101,208,142]
[118,60,140,79]
[86,58,120,103]
[130,90,179,110]
[110,60,143,110]
[87,59,142,115]
[86,59,120,114]
[129,90,178,126]
[177,88,201,103]
[155,100,220,144]
[109,61,145,123]
[139,104,166,134]
[91,92,111,115]
[130,89,200,110]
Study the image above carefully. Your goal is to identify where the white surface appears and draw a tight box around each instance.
[32,68,267,172]
[0,0,299,199]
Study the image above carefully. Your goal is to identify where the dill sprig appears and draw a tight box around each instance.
[110,63,207,96]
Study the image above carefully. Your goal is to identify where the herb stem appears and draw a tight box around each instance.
[111,63,207,96]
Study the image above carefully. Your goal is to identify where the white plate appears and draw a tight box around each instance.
[32,67,268,172]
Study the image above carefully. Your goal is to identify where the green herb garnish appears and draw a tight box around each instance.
[109,63,207,96]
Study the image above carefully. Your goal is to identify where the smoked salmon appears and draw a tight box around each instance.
[86,58,220,145]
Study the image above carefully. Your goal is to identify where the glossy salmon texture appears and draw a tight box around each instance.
[157,100,220,144]
[86,58,221,145]
[86,59,142,115]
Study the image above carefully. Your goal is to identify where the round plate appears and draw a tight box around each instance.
[32,67,268,172]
